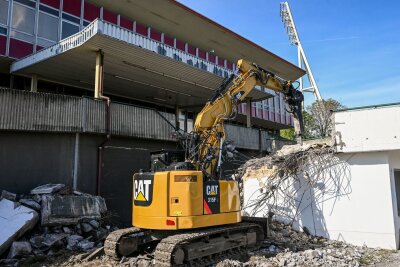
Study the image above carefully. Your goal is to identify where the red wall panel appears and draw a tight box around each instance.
[198,49,206,60]
[187,44,196,56]
[263,110,268,120]
[120,16,133,31]
[136,23,148,36]
[63,0,81,17]
[150,29,161,42]
[217,57,225,67]
[84,1,100,21]
[226,61,233,70]
[208,53,216,63]
[103,9,117,24]
[0,35,6,56]
[36,45,44,52]
[269,112,274,122]
[9,39,33,59]
[164,34,174,47]
[40,0,60,9]
[175,39,185,51]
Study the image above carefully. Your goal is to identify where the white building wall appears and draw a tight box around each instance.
[388,150,400,249]
[334,105,400,153]
[244,151,398,249]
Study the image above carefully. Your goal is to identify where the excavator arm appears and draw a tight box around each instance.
[189,59,304,179]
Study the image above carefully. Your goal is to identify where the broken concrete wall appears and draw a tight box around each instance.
[41,195,106,226]
[243,150,399,249]
[0,199,38,256]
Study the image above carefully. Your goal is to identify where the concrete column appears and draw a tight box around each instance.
[72,133,80,190]
[184,110,188,133]
[175,105,180,130]
[30,74,38,92]
[246,98,252,128]
[94,50,104,99]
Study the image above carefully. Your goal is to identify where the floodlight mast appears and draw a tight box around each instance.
[280,2,322,101]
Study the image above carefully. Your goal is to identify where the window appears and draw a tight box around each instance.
[38,12,58,41]
[0,0,9,26]
[62,21,79,39]
[12,2,35,35]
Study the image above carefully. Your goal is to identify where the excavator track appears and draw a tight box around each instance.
[104,227,146,259]
[154,223,263,267]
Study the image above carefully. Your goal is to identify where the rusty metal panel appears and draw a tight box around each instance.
[0,89,82,132]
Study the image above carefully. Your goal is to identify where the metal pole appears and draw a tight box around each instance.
[72,133,80,190]
[31,74,38,92]
[94,50,104,99]
[246,98,251,128]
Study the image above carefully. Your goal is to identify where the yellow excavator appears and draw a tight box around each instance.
[104,59,304,266]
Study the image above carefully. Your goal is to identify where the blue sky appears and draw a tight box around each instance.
[177,0,400,107]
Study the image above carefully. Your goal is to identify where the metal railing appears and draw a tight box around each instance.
[11,19,234,78]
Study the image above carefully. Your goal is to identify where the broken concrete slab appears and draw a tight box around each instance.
[1,190,16,202]
[88,220,99,229]
[77,240,95,251]
[0,199,39,256]
[42,233,68,248]
[41,195,107,226]
[67,235,84,250]
[19,199,41,211]
[30,184,65,195]
[7,241,32,259]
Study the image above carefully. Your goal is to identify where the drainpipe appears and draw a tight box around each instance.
[95,50,111,196]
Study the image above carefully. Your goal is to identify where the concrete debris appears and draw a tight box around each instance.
[0,185,110,265]
[0,199,39,256]
[215,220,390,267]
[67,235,84,250]
[89,220,100,229]
[42,233,68,248]
[81,222,94,233]
[30,184,65,195]
[77,239,95,251]
[19,198,41,211]
[1,190,17,202]
[7,241,32,259]
[41,195,107,226]
[83,246,104,262]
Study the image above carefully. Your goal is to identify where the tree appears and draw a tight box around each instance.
[305,98,345,139]
[280,128,295,140]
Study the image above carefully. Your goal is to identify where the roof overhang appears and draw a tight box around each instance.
[87,0,305,81]
[10,20,276,109]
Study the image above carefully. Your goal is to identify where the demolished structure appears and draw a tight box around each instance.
[243,103,400,249]
[0,184,111,266]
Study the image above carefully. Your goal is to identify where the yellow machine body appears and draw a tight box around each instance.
[132,170,241,230]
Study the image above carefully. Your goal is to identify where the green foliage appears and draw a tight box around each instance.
[280,128,295,140]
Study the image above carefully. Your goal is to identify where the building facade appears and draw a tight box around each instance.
[244,103,400,249]
[0,0,304,225]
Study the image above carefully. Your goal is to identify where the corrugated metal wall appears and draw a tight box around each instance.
[0,89,279,150]
[0,89,176,141]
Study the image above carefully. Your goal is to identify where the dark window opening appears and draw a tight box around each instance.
[394,170,400,216]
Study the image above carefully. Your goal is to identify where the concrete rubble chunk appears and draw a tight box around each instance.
[67,235,84,250]
[0,199,39,256]
[19,199,41,211]
[88,220,99,229]
[41,195,107,226]
[42,233,68,248]
[77,240,95,251]
[1,190,16,202]
[30,184,65,195]
[7,241,32,259]
[81,222,93,233]
[29,235,46,249]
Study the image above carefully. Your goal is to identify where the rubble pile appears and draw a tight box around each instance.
[216,220,391,267]
[0,184,112,266]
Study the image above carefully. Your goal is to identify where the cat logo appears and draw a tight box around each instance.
[206,185,219,196]
[134,174,154,206]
